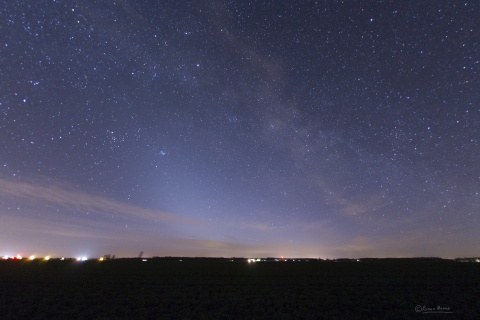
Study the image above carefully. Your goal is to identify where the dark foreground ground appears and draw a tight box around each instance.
[0,258,479,319]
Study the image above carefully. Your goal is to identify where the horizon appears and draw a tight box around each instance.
[3,254,478,261]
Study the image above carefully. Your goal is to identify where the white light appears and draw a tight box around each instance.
[2,256,8,260]
[45,256,50,261]
[81,256,87,261]
[16,254,22,260]
[99,257,104,261]
[77,257,82,261]
[61,257,65,260]
[29,255,35,260]
[142,259,147,262]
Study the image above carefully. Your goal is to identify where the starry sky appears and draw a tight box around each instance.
[1,1,479,259]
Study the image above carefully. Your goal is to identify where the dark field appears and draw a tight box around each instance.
[0,258,479,319]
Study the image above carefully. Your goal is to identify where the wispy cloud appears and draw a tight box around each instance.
[0,213,118,240]
[327,229,469,259]
[0,177,194,224]
[314,177,390,216]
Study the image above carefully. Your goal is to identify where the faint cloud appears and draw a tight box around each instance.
[0,177,194,224]
[329,230,465,259]
[0,213,118,240]
[315,178,390,216]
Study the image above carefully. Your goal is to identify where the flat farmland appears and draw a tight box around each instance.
[0,258,479,319]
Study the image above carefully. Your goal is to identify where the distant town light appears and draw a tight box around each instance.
[60,257,65,260]
[29,255,35,260]
[44,256,50,261]
[81,257,88,261]
[142,259,147,262]
[77,257,82,261]
[2,256,9,260]
[99,257,104,261]
[15,254,22,260]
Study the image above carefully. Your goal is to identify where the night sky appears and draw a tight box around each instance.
[1,1,479,259]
